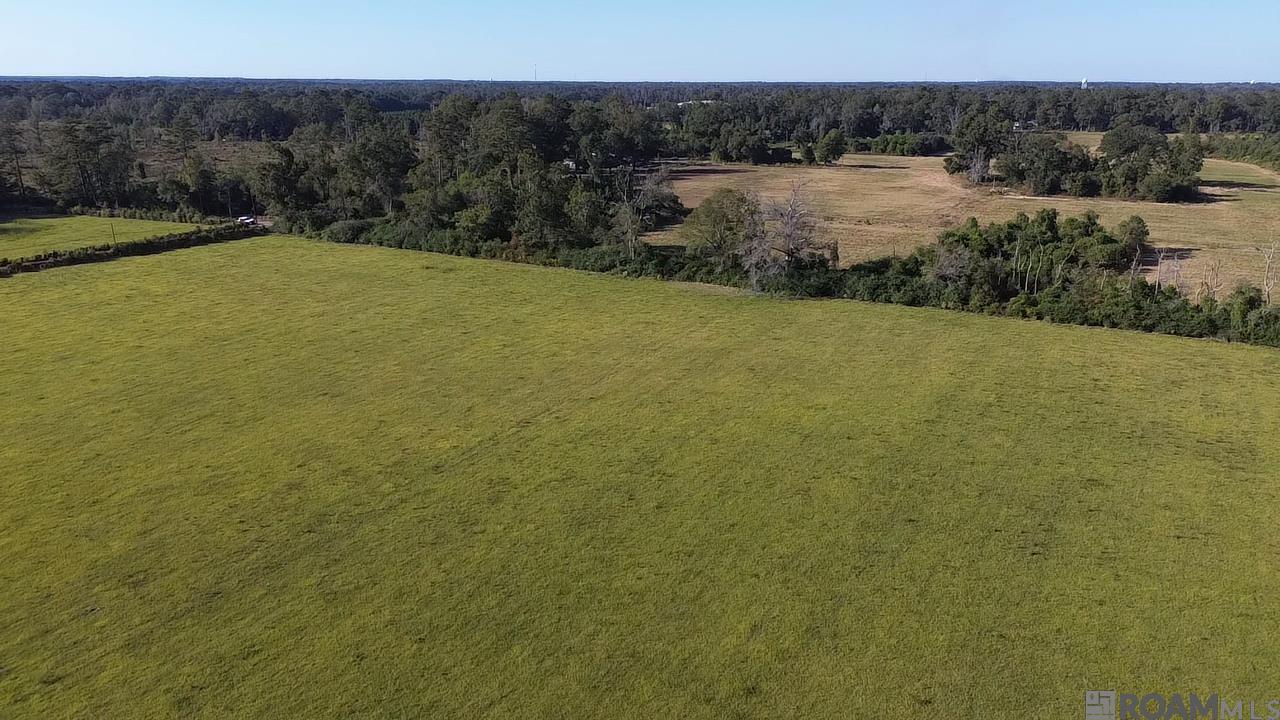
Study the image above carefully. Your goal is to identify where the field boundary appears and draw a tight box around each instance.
[0,224,270,278]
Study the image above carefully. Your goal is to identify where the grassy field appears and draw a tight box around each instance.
[0,215,199,259]
[656,150,1280,292]
[3,237,1280,718]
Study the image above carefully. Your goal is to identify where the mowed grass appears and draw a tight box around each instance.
[656,152,1280,291]
[3,237,1280,718]
[0,215,198,260]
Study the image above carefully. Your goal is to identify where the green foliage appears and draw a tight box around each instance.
[320,218,381,245]
[39,120,135,207]
[1207,133,1280,172]
[945,107,1012,182]
[814,129,848,164]
[854,132,951,156]
[680,187,760,271]
[993,127,1204,202]
[341,122,417,215]
[793,128,818,165]
[709,124,771,164]
[995,134,1096,196]
[1096,125,1203,201]
[842,209,1279,346]
[0,120,27,201]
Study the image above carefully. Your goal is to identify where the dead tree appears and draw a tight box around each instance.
[1261,241,1279,305]
[612,203,643,259]
[946,105,965,136]
[740,197,777,292]
[1169,252,1184,294]
[1012,241,1023,287]
[765,181,818,263]
[1196,259,1225,302]
[1152,248,1168,292]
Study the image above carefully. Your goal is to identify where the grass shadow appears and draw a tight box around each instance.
[1136,244,1201,270]
[666,166,759,181]
[1181,190,1240,205]
[843,163,910,170]
[1200,179,1278,191]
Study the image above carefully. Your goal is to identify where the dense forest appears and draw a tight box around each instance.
[6,79,1280,139]
[6,79,1280,218]
[2,79,1280,346]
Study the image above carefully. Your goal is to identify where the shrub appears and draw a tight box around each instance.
[321,219,382,245]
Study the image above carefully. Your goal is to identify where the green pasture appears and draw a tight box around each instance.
[0,215,197,260]
[2,236,1278,718]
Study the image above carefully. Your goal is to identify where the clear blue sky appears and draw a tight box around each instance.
[5,0,1279,83]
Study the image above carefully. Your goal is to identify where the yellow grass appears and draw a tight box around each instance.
[655,153,1280,291]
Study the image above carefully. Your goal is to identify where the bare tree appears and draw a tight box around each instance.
[1127,248,1142,289]
[1260,241,1279,305]
[612,202,643,260]
[764,181,818,262]
[1169,252,1184,294]
[931,244,972,282]
[1196,259,1225,302]
[966,146,990,185]
[740,196,777,292]
[740,182,829,292]
[1152,248,1168,292]
[946,105,965,136]
[635,167,677,225]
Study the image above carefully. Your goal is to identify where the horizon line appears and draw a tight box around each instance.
[1,75,1276,86]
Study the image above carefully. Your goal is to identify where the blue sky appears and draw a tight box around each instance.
[4,0,1279,82]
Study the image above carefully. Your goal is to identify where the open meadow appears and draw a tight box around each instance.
[2,237,1279,717]
[656,151,1280,292]
[0,215,199,260]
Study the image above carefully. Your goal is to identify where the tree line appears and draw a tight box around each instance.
[5,82,1261,216]
[7,80,1280,142]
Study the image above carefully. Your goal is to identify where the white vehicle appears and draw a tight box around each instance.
[236,216,257,225]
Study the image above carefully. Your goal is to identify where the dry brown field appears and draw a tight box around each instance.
[653,149,1280,293]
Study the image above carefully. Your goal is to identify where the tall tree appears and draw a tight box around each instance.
[945,108,1011,183]
[0,121,26,198]
[342,123,417,215]
[41,121,134,207]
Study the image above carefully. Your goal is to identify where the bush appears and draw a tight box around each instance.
[1064,172,1102,197]
[67,205,222,225]
[862,132,951,156]
[275,208,340,234]
[321,219,382,245]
